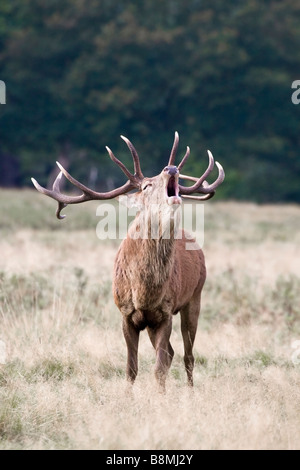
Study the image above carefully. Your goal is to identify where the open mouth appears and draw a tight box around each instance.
[167,176,177,197]
[165,175,181,205]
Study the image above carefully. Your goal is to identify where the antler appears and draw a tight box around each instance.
[31,136,143,219]
[167,132,225,201]
[179,149,225,201]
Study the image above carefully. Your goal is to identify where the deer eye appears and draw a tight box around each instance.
[142,183,152,190]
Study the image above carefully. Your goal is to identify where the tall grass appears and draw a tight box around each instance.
[0,189,300,449]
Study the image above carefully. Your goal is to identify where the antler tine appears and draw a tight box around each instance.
[179,174,198,182]
[31,171,69,220]
[177,146,190,172]
[181,192,216,201]
[179,175,216,200]
[179,150,225,197]
[168,131,179,166]
[120,135,144,180]
[106,146,134,181]
[200,161,225,193]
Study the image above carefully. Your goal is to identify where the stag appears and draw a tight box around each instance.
[31,132,224,391]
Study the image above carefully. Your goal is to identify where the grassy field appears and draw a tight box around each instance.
[0,189,300,450]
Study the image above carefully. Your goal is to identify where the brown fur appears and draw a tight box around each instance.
[113,173,206,390]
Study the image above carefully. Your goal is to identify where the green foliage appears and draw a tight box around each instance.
[0,391,24,441]
[247,350,275,368]
[0,0,300,201]
[97,362,125,380]
[29,358,76,382]
[203,270,300,334]
[0,271,53,313]
[195,354,208,368]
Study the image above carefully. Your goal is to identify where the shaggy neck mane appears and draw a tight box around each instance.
[127,211,177,288]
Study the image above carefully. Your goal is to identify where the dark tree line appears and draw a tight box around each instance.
[0,0,300,201]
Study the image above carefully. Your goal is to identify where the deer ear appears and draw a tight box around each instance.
[117,194,143,210]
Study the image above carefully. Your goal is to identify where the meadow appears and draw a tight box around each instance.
[0,189,300,450]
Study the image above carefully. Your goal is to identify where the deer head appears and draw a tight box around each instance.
[31,132,225,220]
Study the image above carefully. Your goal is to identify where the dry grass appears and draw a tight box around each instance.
[0,190,300,450]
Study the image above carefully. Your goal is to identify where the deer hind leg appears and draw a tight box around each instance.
[180,294,201,387]
[147,317,174,392]
[122,316,140,384]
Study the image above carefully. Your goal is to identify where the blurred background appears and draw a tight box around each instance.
[0,0,299,202]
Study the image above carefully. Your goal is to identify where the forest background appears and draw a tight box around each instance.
[0,0,300,203]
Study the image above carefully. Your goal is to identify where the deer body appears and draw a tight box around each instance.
[31,132,224,390]
[114,233,205,315]
[114,231,206,388]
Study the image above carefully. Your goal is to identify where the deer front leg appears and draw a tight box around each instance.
[122,316,140,384]
[147,316,174,392]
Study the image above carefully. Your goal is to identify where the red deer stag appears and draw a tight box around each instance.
[31,132,224,391]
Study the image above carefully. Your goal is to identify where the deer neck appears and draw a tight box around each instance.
[127,208,178,285]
